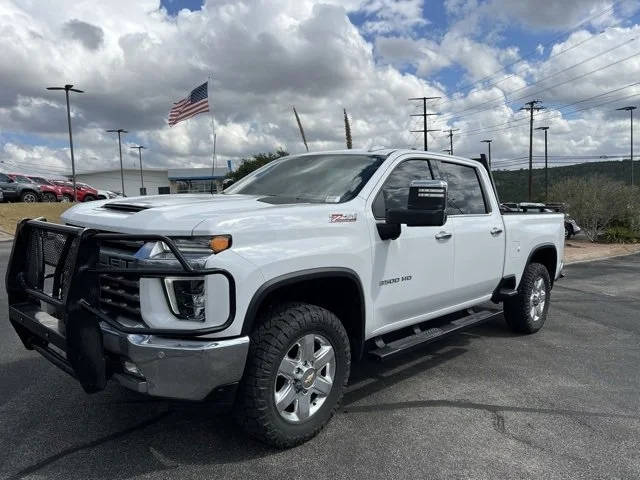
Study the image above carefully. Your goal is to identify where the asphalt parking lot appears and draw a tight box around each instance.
[1,242,639,480]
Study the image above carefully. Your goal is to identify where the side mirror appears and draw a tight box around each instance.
[378,180,448,240]
[222,178,234,188]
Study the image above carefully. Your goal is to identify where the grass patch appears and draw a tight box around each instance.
[0,203,75,234]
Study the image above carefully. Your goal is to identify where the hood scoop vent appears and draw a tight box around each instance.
[102,202,152,213]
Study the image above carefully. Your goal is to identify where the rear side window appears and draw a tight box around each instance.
[0,173,10,182]
[435,162,488,215]
[372,159,433,218]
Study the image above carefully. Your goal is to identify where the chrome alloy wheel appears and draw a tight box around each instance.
[529,277,546,322]
[22,192,37,203]
[274,333,335,423]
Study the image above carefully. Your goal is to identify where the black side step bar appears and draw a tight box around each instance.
[370,308,503,360]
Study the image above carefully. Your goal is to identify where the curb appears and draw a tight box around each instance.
[565,249,640,265]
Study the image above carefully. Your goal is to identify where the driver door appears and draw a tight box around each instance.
[366,156,456,338]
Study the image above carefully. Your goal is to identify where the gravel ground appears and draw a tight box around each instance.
[1,243,639,480]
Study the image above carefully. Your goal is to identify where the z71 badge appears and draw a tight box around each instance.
[330,213,357,223]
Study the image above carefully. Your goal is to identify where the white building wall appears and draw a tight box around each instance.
[75,169,170,196]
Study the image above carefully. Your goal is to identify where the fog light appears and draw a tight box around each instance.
[123,360,143,377]
[164,277,206,322]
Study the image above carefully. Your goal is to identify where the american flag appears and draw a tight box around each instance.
[168,82,209,127]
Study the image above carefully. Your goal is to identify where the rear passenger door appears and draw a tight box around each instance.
[432,160,504,302]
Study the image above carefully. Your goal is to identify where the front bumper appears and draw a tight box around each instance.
[10,303,248,400]
[6,219,242,400]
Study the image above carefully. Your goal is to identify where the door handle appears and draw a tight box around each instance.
[435,231,452,240]
[490,227,503,236]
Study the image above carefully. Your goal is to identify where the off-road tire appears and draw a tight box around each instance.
[504,262,551,334]
[234,302,350,448]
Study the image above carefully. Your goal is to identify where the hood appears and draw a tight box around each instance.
[60,193,324,235]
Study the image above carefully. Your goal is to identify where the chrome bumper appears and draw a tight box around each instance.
[103,325,249,400]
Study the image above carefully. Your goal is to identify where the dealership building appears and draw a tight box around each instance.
[73,167,230,196]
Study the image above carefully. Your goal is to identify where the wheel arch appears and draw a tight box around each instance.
[525,243,558,286]
[242,267,366,360]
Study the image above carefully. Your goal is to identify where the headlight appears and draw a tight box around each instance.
[150,235,232,258]
[163,277,206,321]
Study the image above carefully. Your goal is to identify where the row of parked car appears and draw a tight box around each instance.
[0,172,121,203]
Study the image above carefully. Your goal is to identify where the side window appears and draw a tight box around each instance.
[0,173,9,183]
[372,159,432,218]
[436,162,488,215]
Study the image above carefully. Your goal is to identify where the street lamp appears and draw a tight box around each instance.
[481,139,492,170]
[616,106,636,186]
[106,129,128,196]
[130,145,146,195]
[47,84,83,201]
[535,127,550,201]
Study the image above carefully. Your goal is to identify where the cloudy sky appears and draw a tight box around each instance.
[1,0,640,177]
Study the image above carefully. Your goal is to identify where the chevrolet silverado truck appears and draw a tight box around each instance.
[6,149,564,448]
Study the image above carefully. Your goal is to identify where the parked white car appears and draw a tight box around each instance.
[6,149,564,448]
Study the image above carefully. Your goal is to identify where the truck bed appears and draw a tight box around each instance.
[501,212,565,285]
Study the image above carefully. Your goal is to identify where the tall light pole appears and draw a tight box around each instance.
[616,106,636,186]
[106,129,128,196]
[481,139,492,170]
[535,127,550,201]
[130,145,146,195]
[47,84,83,201]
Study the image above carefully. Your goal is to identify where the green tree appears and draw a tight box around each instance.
[225,149,288,183]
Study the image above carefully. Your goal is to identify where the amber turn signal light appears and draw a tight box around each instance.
[209,235,232,254]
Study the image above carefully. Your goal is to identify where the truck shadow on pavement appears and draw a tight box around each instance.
[4,323,496,480]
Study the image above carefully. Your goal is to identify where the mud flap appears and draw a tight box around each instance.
[65,315,107,393]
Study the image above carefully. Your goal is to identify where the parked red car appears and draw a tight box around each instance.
[49,180,98,202]
[26,176,65,202]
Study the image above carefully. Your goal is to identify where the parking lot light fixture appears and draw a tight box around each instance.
[130,145,146,195]
[47,84,83,201]
[616,106,636,186]
[106,129,128,196]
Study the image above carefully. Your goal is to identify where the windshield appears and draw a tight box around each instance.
[224,154,386,203]
[31,177,52,185]
[14,175,33,183]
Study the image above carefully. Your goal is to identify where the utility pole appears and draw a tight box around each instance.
[520,100,545,201]
[443,128,459,155]
[481,139,492,170]
[409,96,440,151]
[616,106,636,186]
[46,84,83,201]
[535,127,549,201]
[107,129,128,196]
[130,145,146,195]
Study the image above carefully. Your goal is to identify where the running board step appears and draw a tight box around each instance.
[370,308,503,360]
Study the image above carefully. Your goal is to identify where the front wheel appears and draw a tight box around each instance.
[20,191,39,203]
[234,302,350,448]
[43,192,57,202]
[83,194,96,202]
[504,262,551,334]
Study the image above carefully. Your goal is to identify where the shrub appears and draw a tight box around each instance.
[601,226,639,244]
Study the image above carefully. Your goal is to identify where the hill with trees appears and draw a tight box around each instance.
[493,159,637,202]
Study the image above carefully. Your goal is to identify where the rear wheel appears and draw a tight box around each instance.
[20,191,38,203]
[83,194,96,202]
[504,262,551,334]
[43,192,57,202]
[234,302,350,448]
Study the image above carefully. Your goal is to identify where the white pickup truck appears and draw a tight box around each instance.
[6,149,564,448]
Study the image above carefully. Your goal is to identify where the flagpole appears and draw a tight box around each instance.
[208,75,216,194]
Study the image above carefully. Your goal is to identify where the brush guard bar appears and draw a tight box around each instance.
[6,218,236,392]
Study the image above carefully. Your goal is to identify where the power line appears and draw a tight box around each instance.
[409,96,441,150]
[521,100,545,200]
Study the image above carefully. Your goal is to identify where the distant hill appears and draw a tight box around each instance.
[492,159,637,203]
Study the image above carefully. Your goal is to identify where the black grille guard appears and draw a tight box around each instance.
[6,218,236,338]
